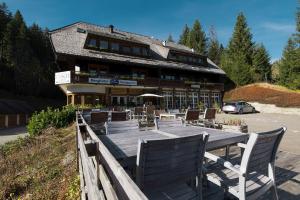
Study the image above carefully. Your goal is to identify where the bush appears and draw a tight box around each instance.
[27,105,76,136]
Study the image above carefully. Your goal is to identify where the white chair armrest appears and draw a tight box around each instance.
[237,143,247,149]
[104,122,109,135]
[204,152,245,176]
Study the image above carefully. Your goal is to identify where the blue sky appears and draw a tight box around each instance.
[5,0,298,61]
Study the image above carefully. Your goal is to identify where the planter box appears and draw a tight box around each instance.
[222,124,248,133]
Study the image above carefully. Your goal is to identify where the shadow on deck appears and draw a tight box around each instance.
[212,147,300,200]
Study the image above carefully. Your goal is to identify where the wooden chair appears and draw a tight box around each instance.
[90,112,108,132]
[105,120,139,135]
[199,108,217,128]
[205,127,287,200]
[154,110,166,118]
[90,112,108,124]
[136,134,209,200]
[182,109,201,125]
[154,118,183,130]
[111,111,127,121]
[132,107,144,120]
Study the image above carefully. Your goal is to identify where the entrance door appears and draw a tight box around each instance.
[111,96,127,106]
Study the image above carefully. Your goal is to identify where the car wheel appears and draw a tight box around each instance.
[239,109,243,114]
[252,108,256,113]
[224,111,228,114]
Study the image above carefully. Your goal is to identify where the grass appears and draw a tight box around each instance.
[224,83,300,107]
[0,124,79,200]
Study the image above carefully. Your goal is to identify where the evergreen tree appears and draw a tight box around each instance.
[178,24,190,45]
[207,26,221,65]
[188,20,207,55]
[252,44,271,82]
[279,38,300,89]
[167,34,174,42]
[278,2,300,89]
[0,3,11,60]
[220,12,254,86]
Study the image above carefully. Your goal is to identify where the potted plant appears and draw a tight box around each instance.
[221,118,248,133]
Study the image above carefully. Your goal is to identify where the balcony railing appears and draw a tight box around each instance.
[55,71,224,91]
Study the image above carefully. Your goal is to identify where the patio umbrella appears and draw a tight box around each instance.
[138,93,163,98]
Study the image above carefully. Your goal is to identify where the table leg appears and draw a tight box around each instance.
[225,145,230,160]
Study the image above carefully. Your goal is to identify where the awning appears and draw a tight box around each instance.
[138,93,163,98]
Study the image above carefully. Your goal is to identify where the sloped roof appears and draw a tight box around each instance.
[0,100,34,114]
[49,22,226,75]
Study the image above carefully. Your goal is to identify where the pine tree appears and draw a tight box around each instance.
[252,44,271,82]
[167,34,174,42]
[0,3,11,60]
[188,20,207,55]
[279,38,300,89]
[220,12,254,86]
[178,24,190,45]
[278,2,300,89]
[207,26,221,65]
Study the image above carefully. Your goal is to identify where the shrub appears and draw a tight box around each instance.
[27,105,76,136]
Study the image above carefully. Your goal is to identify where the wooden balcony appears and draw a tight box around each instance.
[55,71,224,91]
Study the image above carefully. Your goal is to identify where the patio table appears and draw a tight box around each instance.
[99,126,248,168]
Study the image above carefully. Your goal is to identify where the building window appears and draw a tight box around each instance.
[111,42,119,51]
[200,92,210,108]
[142,48,149,56]
[132,72,144,79]
[163,91,173,109]
[100,40,108,50]
[212,92,221,105]
[175,92,187,109]
[132,47,141,55]
[88,38,97,47]
[188,92,198,109]
[122,46,131,54]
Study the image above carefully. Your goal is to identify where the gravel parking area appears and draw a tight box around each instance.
[216,112,300,155]
[0,126,28,145]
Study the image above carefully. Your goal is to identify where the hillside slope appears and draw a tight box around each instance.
[0,125,79,199]
[224,83,300,107]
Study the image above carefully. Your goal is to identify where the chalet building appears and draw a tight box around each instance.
[49,22,226,109]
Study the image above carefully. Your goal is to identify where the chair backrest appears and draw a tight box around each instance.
[185,109,200,121]
[106,120,139,134]
[136,134,209,190]
[241,127,287,177]
[154,110,165,117]
[203,108,216,120]
[154,118,183,130]
[146,106,155,115]
[134,107,144,115]
[111,111,127,121]
[90,112,108,124]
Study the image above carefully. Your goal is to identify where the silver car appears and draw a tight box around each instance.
[222,101,256,114]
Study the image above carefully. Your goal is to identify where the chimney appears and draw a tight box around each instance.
[109,25,114,33]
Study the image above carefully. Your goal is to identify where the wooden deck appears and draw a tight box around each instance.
[78,112,300,199]
[210,146,300,200]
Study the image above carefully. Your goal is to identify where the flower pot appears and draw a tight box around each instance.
[222,124,248,133]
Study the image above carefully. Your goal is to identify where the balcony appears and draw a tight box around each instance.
[54,71,224,91]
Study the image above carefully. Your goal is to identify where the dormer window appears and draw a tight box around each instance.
[122,46,131,54]
[133,47,141,55]
[142,48,149,56]
[100,40,108,50]
[84,33,150,58]
[111,42,119,51]
[88,38,97,47]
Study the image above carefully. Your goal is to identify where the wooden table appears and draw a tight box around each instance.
[99,126,248,167]
[159,113,176,119]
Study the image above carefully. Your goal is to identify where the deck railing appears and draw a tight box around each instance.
[76,112,148,200]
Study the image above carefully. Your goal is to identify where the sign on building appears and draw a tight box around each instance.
[55,71,71,85]
[88,78,137,86]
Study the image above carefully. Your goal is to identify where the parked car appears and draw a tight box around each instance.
[222,101,256,114]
